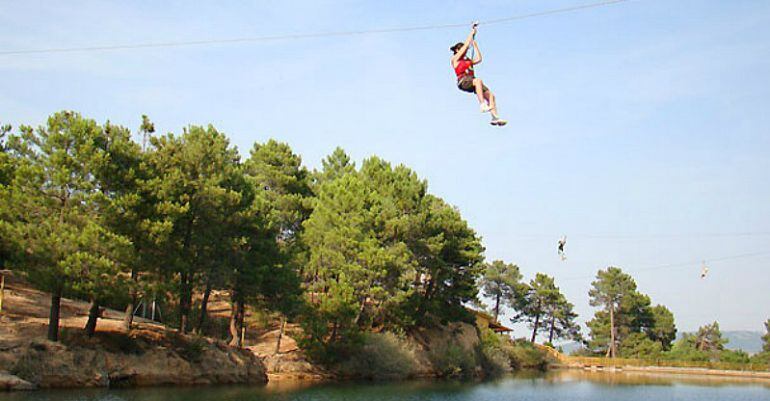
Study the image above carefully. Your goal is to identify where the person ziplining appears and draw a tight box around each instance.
[557,235,567,261]
[450,23,507,126]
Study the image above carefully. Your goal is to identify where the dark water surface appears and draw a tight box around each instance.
[3,370,769,401]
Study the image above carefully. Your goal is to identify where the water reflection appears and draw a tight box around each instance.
[544,369,770,388]
[1,369,768,401]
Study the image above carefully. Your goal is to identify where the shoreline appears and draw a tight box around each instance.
[554,363,770,380]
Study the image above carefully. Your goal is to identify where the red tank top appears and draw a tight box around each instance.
[454,58,474,79]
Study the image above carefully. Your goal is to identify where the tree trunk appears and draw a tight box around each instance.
[275,316,286,355]
[85,299,100,337]
[228,296,244,347]
[123,268,137,331]
[196,280,212,334]
[330,320,339,344]
[179,273,192,333]
[354,298,367,326]
[608,305,616,358]
[48,291,62,342]
[548,315,556,344]
[531,313,540,343]
[494,293,501,321]
[0,274,5,313]
[123,301,135,330]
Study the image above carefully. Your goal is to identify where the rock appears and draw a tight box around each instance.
[8,332,267,389]
[0,372,37,391]
[262,351,331,380]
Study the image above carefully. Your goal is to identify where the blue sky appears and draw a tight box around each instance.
[2,0,769,338]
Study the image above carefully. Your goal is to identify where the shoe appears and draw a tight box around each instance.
[480,103,492,113]
[491,118,508,126]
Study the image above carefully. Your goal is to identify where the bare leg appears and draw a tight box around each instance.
[473,78,486,104]
[484,90,499,119]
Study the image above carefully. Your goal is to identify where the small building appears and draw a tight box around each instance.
[471,309,513,334]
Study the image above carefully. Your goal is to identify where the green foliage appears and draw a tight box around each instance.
[690,321,728,352]
[763,319,770,353]
[512,273,578,344]
[337,332,418,379]
[3,111,490,364]
[648,305,677,350]
[751,351,770,366]
[0,112,133,339]
[663,322,736,363]
[619,332,663,359]
[719,349,750,364]
[478,327,514,375]
[427,341,477,378]
[479,260,524,321]
[0,124,13,187]
[515,273,558,341]
[665,337,711,362]
[301,153,484,354]
[0,124,13,268]
[144,124,255,331]
[314,146,356,187]
[508,339,551,370]
[586,267,675,358]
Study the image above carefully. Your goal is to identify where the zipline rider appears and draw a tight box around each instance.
[450,22,507,126]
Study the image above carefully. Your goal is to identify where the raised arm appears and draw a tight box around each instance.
[471,40,482,65]
[451,26,477,64]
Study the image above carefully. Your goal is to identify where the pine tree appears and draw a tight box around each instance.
[144,125,245,333]
[0,112,131,340]
[648,304,677,350]
[588,267,638,357]
[315,146,355,186]
[514,273,560,343]
[479,260,523,321]
[546,294,581,345]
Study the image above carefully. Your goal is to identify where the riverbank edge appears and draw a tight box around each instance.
[554,363,770,380]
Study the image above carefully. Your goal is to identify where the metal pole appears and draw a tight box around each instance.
[151,298,156,321]
[0,274,5,313]
[133,300,143,315]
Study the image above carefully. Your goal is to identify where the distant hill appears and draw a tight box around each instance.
[557,341,583,355]
[557,330,764,356]
[677,330,764,355]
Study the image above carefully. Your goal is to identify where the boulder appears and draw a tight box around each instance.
[0,372,37,391]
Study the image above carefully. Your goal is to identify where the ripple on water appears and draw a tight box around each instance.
[1,370,769,401]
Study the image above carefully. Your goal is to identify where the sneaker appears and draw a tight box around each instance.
[480,103,492,113]
[491,118,508,126]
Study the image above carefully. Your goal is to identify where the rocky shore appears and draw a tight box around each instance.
[0,327,266,390]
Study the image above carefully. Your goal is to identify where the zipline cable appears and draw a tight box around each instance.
[0,0,634,56]
[509,231,770,241]
[558,250,770,282]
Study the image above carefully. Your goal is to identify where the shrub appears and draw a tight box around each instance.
[750,351,770,367]
[478,328,514,375]
[719,349,750,364]
[620,332,663,359]
[509,340,550,370]
[178,335,208,363]
[428,341,477,378]
[337,332,418,379]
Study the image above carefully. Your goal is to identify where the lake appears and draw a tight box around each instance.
[2,369,769,401]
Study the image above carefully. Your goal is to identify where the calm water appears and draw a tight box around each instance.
[2,370,769,401]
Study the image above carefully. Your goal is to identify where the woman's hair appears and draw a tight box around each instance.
[450,42,464,54]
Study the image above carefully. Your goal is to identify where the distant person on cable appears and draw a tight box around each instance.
[450,23,507,126]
